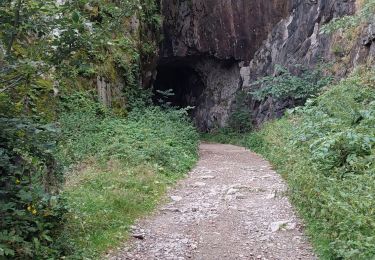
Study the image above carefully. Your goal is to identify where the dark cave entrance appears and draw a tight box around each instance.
[152,57,242,132]
[152,62,205,112]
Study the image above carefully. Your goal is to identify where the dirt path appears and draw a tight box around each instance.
[109,143,316,260]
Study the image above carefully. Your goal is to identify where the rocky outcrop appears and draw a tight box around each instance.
[193,58,241,131]
[157,0,374,130]
[361,18,375,60]
[157,0,291,130]
[161,0,290,61]
[240,0,375,125]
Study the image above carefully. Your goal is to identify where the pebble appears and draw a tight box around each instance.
[235,193,246,199]
[162,207,181,212]
[171,196,183,202]
[132,234,145,240]
[199,175,215,179]
[192,182,206,187]
[226,188,239,195]
[270,221,296,232]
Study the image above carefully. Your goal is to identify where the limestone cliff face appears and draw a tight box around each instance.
[161,0,290,60]
[158,0,374,130]
[240,0,372,125]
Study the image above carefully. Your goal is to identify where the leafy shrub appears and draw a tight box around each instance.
[0,118,67,259]
[0,0,161,117]
[245,69,375,259]
[251,65,332,103]
[58,94,199,172]
[321,0,375,34]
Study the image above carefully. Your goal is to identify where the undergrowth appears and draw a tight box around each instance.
[0,118,67,258]
[58,95,199,258]
[0,0,164,258]
[205,69,375,259]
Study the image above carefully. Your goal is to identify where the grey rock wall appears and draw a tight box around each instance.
[160,0,290,60]
[193,59,242,131]
[159,0,374,130]
[241,0,375,125]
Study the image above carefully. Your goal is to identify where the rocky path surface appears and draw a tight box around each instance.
[109,143,316,260]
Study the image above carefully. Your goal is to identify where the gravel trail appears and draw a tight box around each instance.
[108,143,316,260]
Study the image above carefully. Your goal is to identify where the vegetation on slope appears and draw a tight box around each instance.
[246,69,375,259]
[204,68,375,259]
[321,0,375,34]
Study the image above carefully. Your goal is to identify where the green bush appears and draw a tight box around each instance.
[251,65,332,103]
[58,95,198,173]
[0,118,67,259]
[245,69,375,259]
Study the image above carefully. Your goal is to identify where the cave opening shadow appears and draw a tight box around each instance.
[152,64,205,114]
